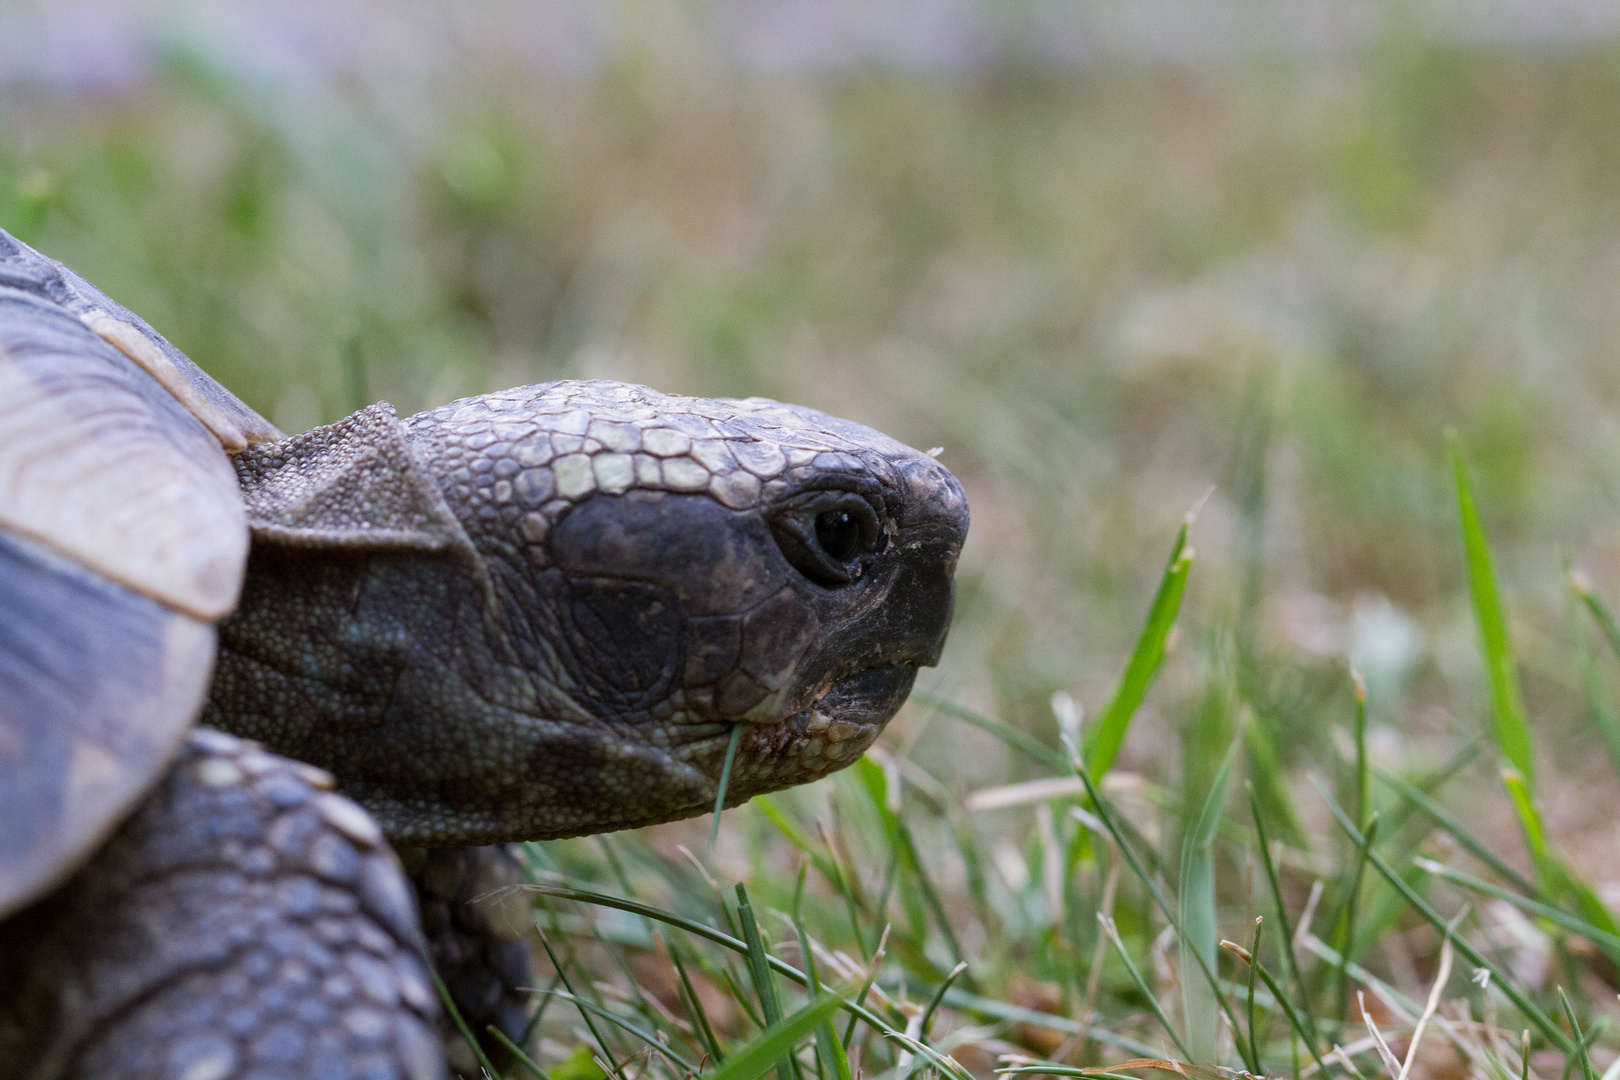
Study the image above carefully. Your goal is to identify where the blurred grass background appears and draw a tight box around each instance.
[13,3,1620,1077]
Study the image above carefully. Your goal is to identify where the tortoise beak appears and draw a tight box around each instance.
[819,662,920,728]
[879,453,970,668]
[807,453,968,723]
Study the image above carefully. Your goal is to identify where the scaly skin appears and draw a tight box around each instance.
[0,730,443,1080]
[204,381,969,846]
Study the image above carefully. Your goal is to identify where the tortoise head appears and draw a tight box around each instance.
[215,381,968,843]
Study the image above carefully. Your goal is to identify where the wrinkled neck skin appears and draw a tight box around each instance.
[203,534,900,848]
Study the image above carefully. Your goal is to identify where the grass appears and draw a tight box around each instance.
[12,9,1620,1079]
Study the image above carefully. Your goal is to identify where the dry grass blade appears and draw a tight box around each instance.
[1332,1043,1369,1080]
[1360,990,1405,1077]
[1396,919,1456,1080]
[997,1056,1231,1080]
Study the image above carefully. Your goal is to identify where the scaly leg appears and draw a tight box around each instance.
[404,845,535,1075]
[0,728,444,1080]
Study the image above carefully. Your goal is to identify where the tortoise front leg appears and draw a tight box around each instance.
[402,846,535,1075]
[0,729,444,1080]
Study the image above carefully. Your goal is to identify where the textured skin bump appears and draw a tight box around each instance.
[0,282,247,622]
[0,729,445,1080]
[0,530,215,920]
[235,402,474,558]
[207,379,969,846]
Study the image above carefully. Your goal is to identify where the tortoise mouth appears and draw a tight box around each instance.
[814,661,919,729]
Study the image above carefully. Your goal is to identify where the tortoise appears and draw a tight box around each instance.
[0,226,968,1080]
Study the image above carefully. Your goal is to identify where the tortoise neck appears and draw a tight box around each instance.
[203,544,467,780]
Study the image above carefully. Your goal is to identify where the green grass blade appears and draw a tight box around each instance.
[1098,914,1194,1063]
[758,797,854,916]
[918,961,968,1041]
[883,1032,977,1080]
[527,883,901,1043]
[537,930,626,1080]
[1502,769,1620,964]
[1333,812,1379,1024]
[842,924,889,1047]
[1178,735,1239,1065]
[1352,670,1370,827]
[487,1024,552,1080]
[724,965,769,1029]
[1373,766,1536,894]
[1558,987,1599,1080]
[544,990,702,1074]
[912,692,1070,773]
[926,986,1159,1058]
[1295,932,1422,1019]
[712,723,747,847]
[1502,768,1551,866]
[1557,1023,1606,1080]
[705,993,847,1080]
[893,814,971,980]
[671,941,727,1066]
[1449,432,1536,789]
[1248,955,1330,1078]
[1086,520,1194,781]
[432,969,504,1080]
[1245,783,1320,1050]
[735,883,793,1080]
[999,1068,1204,1080]
[1311,774,1572,1052]
[1073,764,1258,1071]
[1412,857,1620,954]
[1573,569,1620,666]
[816,815,875,961]
[1568,573,1620,784]
[792,862,854,1080]
[1243,918,1263,1072]
[1242,710,1306,849]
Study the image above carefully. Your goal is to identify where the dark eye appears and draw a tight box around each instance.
[815,510,862,563]
[770,491,885,586]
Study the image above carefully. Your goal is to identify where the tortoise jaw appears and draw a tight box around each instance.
[815,661,919,730]
[723,661,915,793]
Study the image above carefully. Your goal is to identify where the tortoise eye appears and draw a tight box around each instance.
[814,510,862,563]
[770,491,885,586]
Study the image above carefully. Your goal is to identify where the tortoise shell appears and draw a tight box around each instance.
[0,228,281,917]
